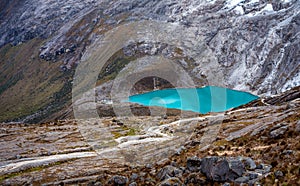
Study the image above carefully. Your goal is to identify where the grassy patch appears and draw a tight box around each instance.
[97,50,136,85]
[111,126,137,139]
[0,161,65,183]
[0,38,66,122]
[213,139,230,147]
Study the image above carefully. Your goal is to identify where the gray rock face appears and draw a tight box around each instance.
[247,171,259,180]
[295,120,300,133]
[0,0,100,47]
[235,176,250,184]
[129,173,139,182]
[270,125,288,138]
[186,156,202,172]
[274,170,284,178]
[228,158,246,178]
[0,0,299,95]
[107,175,128,186]
[128,182,137,186]
[183,156,272,183]
[244,157,257,170]
[184,173,206,185]
[200,156,245,182]
[211,159,230,182]
[156,165,183,181]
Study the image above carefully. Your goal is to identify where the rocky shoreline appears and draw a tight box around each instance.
[0,86,299,185]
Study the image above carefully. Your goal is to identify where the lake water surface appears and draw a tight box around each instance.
[128,86,259,114]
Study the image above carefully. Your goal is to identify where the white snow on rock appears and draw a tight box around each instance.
[246,3,275,17]
[262,4,274,12]
[248,0,260,5]
[282,72,300,92]
[224,0,244,9]
[233,6,244,15]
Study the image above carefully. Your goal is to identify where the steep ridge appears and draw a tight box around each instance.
[0,1,299,124]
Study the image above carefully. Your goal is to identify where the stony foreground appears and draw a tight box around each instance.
[0,87,299,185]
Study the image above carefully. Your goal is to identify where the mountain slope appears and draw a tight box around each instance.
[0,0,299,122]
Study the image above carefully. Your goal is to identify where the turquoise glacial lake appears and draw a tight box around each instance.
[128,86,259,114]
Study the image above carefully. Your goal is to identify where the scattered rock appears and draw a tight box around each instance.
[249,179,261,186]
[107,175,128,186]
[175,146,186,155]
[228,158,245,178]
[139,172,147,180]
[129,182,137,186]
[244,157,256,170]
[282,150,293,155]
[170,161,179,167]
[201,157,231,182]
[234,176,249,184]
[94,182,102,186]
[256,164,263,169]
[186,156,201,172]
[251,125,269,136]
[158,177,183,186]
[130,173,139,181]
[269,125,288,138]
[156,158,170,166]
[156,165,182,181]
[88,181,102,186]
[0,128,7,133]
[255,164,272,174]
[295,121,300,133]
[274,170,284,178]
[146,164,152,169]
[247,171,259,180]
[184,173,206,185]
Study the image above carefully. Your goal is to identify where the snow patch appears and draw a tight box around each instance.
[233,6,244,15]
[248,0,260,5]
[262,4,274,12]
[282,0,293,3]
[246,3,275,17]
[282,71,300,92]
[224,0,244,9]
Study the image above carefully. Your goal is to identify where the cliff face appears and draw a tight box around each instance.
[0,0,299,122]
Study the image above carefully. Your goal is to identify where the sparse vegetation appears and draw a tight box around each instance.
[0,39,71,123]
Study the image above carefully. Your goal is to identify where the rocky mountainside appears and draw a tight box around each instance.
[0,1,300,185]
[0,86,299,185]
[0,0,299,122]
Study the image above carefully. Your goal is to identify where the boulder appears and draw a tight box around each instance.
[274,170,284,178]
[107,175,128,186]
[184,173,206,185]
[235,176,249,184]
[129,182,137,186]
[228,158,246,178]
[157,165,183,181]
[244,157,256,170]
[201,157,229,182]
[270,125,288,138]
[247,171,259,180]
[186,156,202,172]
[130,173,139,181]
